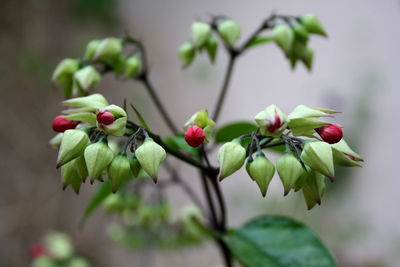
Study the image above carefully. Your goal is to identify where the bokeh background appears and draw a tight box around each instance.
[1,0,399,266]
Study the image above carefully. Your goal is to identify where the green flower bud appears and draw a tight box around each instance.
[301,46,314,70]
[44,231,74,260]
[206,36,218,63]
[294,167,309,192]
[96,104,127,136]
[184,109,216,142]
[178,42,196,68]
[84,140,114,182]
[52,58,80,98]
[124,55,142,78]
[218,19,241,46]
[67,257,90,267]
[246,153,275,197]
[64,112,96,125]
[292,24,309,41]
[63,93,109,111]
[271,24,294,54]
[299,14,327,37]
[191,22,211,48]
[277,153,304,195]
[108,153,131,193]
[135,137,166,183]
[73,66,101,93]
[288,105,338,119]
[302,169,326,210]
[49,133,63,149]
[57,129,90,168]
[331,139,363,167]
[254,104,288,137]
[84,40,101,60]
[32,256,55,267]
[61,156,87,194]
[93,37,123,64]
[218,139,246,181]
[300,141,334,180]
[129,154,141,177]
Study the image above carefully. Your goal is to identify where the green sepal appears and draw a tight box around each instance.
[135,137,166,183]
[302,170,326,210]
[57,129,90,168]
[108,153,132,193]
[61,156,87,194]
[246,153,275,197]
[124,55,142,78]
[64,112,96,125]
[254,104,288,137]
[276,153,304,195]
[178,42,196,68]
[72,66,101,93]
[191,22,211,48]
[84,140,114,182]
[300,141,334,180]
[218,139,246,181]
[52,58,80,98]
[218,19,241,47]
[129,154,141,177]
[84,40,101,60]
[206,36,218,63]
[271,24,294,54]
[299,14,327,37]
[63,93,109,111]
[331,139,363,167]
[93,37,123,65]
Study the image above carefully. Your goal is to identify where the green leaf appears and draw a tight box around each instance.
[244,37,273,49]
[80,181,112,228]
[224,215,336,267]
[130,104,151,132]
[215,121,258,143]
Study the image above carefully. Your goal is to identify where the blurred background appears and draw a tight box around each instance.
[1,0,399,266]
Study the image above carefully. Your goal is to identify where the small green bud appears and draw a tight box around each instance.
[52,58,80,98]
[129,154,141,177]
[178,42,196,68]
[96,104,127,136]
[300,141,334,180]
[191,22,211,48]
[294,167,309,192]
[292,24,309,41]
[218,139,246,181]
[271,24,294,54]
[302,169,326,210]
[331,139,363,167]
[218,19,241,46]
[63,93,109,111]
[67,257,90,267]
[32,256,55,267]
[184,109,216,142]
[124,55,142,78]
[84,40,101,60]
[93,37,123,64]
[108,153,131,193]
[206,36,218,63]
[299,14,327,37]
[277,153,304,195]
[73,66,101,93]
[44,231,74,260]
[49,133,63,149]
[135,137,166,183]
[246,153,275,197]
[254,104,288,137]
[61,156,87,194]
[84,140,114,182]
[57,129,90,168]
[301,46,314,70]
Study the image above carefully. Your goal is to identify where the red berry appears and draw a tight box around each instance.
[185,126,206,147]
[315,123,343,144]
[97,111,115,125]
[267,113,282,132]
[52,115,78,132]
[30,243,47,259]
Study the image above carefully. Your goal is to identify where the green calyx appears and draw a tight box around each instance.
[84,139,114,182]
[300,141,334,180]
[52,58,80,98]
[57,129,90,168]
[61,156,87,194]
[331,139,363,167]
[84,39,101,60]
[128,154,141,177]
[72,66,101,94]
[218,139,246,181]
[135,137,167,183]
[96,104,127,136]
[271,24,294,54]
[254,104,288,137]
[277,153,304,196]
[93,37,123,64]
[191,22,211,48]
[299,14,327,37]
[124,55,142,78]
[108,153,132,193]
[301,169,326,210]
[178,42,196,68]
[63,93,109,111]
[246,153,275,197]
[218,19,241,47]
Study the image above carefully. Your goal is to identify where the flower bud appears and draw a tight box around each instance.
[135,137,166,183]
[84,40,101,60]
[292,24,309,41]
[93,37,123,64]
[218,139,246,181]
[302,169,326,210]
[84,140,114,182]
[57,129,90,168]
[206,36,218,63]
[73,66,101,93]
[52,115,78,132]
[108,153,132,193]
[271,24,294,54]
[61,156,87,194]
[191,22,211,48]
[178,42,196,68]
[299,14,327,37]
[52,58,80,98]
[96,104,127,136]
[44,231,73,260]
[30,243,48,259]
[218,19,241,47]
[184,126,206,147]
[124,55,142,78]
[246,153,275,197]
[49,133,63,149]
[128,154,141,177]
[276,153,304,195]
[315,123,343,144]
[254,105,288,137]
[184,110,215,142]
[63,93,109,111]
[331,139,363,167]
[300,141,334,180]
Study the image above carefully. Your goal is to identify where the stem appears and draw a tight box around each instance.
[139,76,179,134]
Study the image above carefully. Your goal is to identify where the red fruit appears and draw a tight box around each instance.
[184,126,206,147]
[52,115,78,132]
[315,123,343,144]
[30,243,47,259]
[267,113,282,132]
[97,111,115,125]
